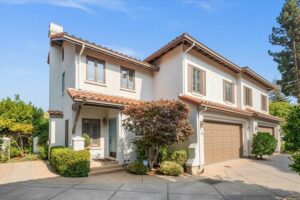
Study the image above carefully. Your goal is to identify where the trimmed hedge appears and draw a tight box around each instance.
[252,132,277,159]
[50,146,90,177]
[171,150,187,166]
[125,162,148,175]
[160,161,183,176]
[290,152,300,175]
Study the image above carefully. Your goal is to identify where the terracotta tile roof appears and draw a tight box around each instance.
[50,32,159,71]
[67,88,140,106]
[246,108,281,122]
[48,110,63,117]
[179,95,252,116]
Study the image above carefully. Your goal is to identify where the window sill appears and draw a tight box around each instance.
[120,87,136,93]
[88,146,101,150]
[224,101,235,106]
[85,80,107,87]
[191,92,204,98]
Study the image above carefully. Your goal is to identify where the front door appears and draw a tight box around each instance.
[109,118,117,158]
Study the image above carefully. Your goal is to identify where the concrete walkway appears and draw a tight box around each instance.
[0,154,299,200]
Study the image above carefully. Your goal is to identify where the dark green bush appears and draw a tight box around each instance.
[10,146,20,158]
[125,162,148,175]
[171,150,187,166]
[82,133,90,147]
[158,147,170,164]
[133,140,148,162]
[38,145,48,160]
[160,161,183,176]
[252,132,277,159]
[50,146,90,177]
[283,106,300,152]
[290,152,300,174]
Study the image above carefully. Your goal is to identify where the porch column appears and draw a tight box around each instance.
[116,111,124,164]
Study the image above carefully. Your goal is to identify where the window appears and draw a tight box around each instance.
[223,80,235,103]
[82,119,100,146]
[62,47,64,61]
[261,94,267,111]
[86,57,105,83]
[188,65,206,95]
[62,72,65,94]
[244,86,253,106]
[121,66,135,90]
[65,120,69,147]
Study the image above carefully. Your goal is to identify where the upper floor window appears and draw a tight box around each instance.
[223,80,235,103]
[86,57,105,83]
[188,65,206,95]
[121,66,135,90]
[261,94,267,111]
[62,71,65,95]
[244,86,253,106]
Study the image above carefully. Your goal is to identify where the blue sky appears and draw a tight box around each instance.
[0,0,285,110]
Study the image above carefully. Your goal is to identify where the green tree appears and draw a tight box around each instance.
[269,101,294,119]
[269,0,300,103]
[122,100,193,170]
[252,132,277,159]
[269,81,289,102]
[283,105,300,151]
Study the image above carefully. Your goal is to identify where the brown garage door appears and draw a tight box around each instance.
[258,126,274,136]
[204,121,242,165]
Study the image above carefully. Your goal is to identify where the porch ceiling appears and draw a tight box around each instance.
[67,88,140,107]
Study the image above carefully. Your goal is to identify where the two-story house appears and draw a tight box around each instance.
[48,23,280,174]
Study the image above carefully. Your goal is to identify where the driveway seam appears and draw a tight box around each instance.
[108,183,124,200]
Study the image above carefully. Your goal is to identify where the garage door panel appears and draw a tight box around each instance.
[258,126,274,136]
[204,121,242,165]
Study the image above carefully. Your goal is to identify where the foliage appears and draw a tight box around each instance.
[290,151,300,174]
[171,150,188,166]
[50,147,90,177]
[269,0,300,102]
[125,162,148,175]
[269,102,294,119]
[158,147,170,164]
[38,145,48,160]
[160,161,183,176]
[283,105,300,151]
[269,82,290,102]
[122,100,193,169]
[82,133,90,147]
[252,132,277,159]
[133,139,148,162]
[10,146,20,158]
[0,95,48,157]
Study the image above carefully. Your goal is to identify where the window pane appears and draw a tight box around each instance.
[128,69,134,90]
[226,82,232,102]
[97,62,104,82]
[87,60,95,81]
[121,68,128,88]
[92,120,100,145]
[192,68,201,93]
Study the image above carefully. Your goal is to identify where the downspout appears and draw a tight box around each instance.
[197,106,207,173]
[77,44,85,89]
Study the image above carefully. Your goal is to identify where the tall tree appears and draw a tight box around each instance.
[269,80,289,102]
[269,0,300,103]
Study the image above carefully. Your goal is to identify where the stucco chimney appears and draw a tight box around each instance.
[48,22,63,37]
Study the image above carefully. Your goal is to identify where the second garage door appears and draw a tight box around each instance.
[258,126,274,136]
[204,121,242,165]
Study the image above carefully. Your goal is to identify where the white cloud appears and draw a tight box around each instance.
[0,0,130,14]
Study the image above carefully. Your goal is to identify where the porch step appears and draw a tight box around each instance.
[89,164,124,175]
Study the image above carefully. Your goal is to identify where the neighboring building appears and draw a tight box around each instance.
[48,23,280,174]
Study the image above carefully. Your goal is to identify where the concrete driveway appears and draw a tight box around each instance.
[0,154,299,200]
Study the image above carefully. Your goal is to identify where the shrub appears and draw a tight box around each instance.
[133,139,148,162]
[160,161,183,176]
[50,147,90,177]
[158,147,170,164]
[283,106,300,152]
[10,146,20,158]
[38,145,48,160]
[125,162,148,175]
[290,152,300,174]
[82,133,90,147]
[171,150,187,166]
[252,132,277,159]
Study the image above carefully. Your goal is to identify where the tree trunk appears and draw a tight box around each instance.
[292,39,300,104]
[260,154,263,160]
[19,135,24,157]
